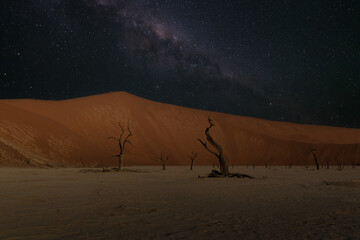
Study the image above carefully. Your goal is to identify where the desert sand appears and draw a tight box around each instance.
[0,91,359,168]
[0,166,359,240]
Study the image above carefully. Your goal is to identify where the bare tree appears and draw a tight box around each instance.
[325,158,330,169]
[108,122,133,171]
[80,157,86,168]
[310,148,320,170]
[97,159,110,172]
[198,117,229,176]
[154,154,170,170]
[265,158,271,169]
[336,161,344,171]
[188,152,198,170]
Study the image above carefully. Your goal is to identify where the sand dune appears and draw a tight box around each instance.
[1,92,359,167]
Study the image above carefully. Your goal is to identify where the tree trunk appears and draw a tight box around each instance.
[218,154,229,175]
[118,154,124,171]
[312,152,319,170]
[198,117,230,176]
[204,123,229,175]
[190,160,194,170]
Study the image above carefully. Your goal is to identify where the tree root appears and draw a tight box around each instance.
[199,170,253,179]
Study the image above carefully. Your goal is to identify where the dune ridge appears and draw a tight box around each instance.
[1,92,359,167]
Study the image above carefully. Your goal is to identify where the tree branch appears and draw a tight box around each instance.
[198,139,219,157]
[118,122,125,142]
[188,151,198,160]
[107,136,119,141]
[122,123,133,152]
[204,117,223,157]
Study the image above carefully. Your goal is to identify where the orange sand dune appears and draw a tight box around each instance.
[1,92,359,167]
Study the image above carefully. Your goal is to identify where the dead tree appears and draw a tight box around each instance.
[188,152,198,170]
[97,159,110,172]
[310,148,320,170]
[265,158,272,169]
[108,122,133,171]
[336,161,344,171]
[80,157,86,168]
[155,154,170,170]
[198,117,229,176]
[325,159,330,169]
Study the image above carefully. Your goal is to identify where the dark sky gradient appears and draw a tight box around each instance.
[1,0,359,128]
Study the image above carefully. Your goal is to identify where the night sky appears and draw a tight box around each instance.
[1,0,359,128]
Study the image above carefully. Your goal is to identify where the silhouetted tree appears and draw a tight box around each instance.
[108,122,133,171]
[155,154,170,170]
[325,158,330,169]
[198,117,229,175]
[265,158,272,169]
[80,157,86,167]
[337,160,344,171]
[310,148,320,170]
[188,152,198,170]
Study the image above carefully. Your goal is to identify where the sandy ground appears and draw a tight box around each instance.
[0,166,359,240]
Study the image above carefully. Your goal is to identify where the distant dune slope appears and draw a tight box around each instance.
[1,92,359,167]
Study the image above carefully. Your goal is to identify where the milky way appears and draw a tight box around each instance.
[83,0,245,90]
[78,0,272,115]
[1,0,359,127]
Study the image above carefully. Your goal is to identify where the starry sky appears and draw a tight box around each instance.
[1,0,359,128]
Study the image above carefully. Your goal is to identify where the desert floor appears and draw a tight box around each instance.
[0,166,359,240]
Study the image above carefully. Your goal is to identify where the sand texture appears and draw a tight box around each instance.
[0,166,359,240]
[0,92,359,167]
